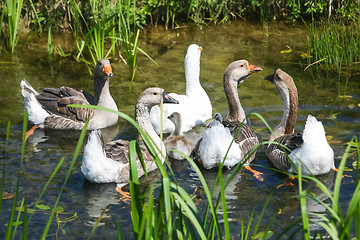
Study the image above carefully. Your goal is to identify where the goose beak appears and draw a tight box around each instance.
[104,64,114,77]
[248,64,262,74]
[264,73,275,82]
[199,46,203,52]
[162,91,179,104]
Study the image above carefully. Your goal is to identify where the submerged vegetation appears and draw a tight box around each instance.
[1,106,359,238]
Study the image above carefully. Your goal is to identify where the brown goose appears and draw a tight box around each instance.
[164,112,195,160]
[20,59,118,138]
[194,60,263,180]
[81,88,179,196]
[265,69,335,175]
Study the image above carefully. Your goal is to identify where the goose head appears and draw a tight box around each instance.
[168,112,181,126]
[94,59,114,80]
[264,68,298,103]
[265,68,299,139]
[168,112,182,135]
[225,60,262,86]
[137,88,179,109]
[185,44,202,70]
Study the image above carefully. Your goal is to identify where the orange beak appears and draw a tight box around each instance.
[248,64,262,74]
[103,64,114,77]
[199,46,203,52]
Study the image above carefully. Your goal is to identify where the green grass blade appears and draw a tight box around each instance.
[26,157,66,224]
[171,192,206,239]
[11,197,25,240]
[253,193,273,237]
[145,186,155,240]
[6,110,27,239]
[0,121,11,213]
[128,140,141,236]
[40,119,89,239]
[218,167,230,240]
[298,163,310,240]
[180,154,221,237]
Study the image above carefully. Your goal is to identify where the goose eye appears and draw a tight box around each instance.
[240,64,244,68]
[153,92,158,95]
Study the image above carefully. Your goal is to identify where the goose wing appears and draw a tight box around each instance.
[266,132,303,172]
[104,139,130,164]
[223,120,259,163]
[36,86,96,128]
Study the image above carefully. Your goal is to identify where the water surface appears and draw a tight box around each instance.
[0,21,359,239]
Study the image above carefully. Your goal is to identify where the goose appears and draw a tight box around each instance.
[164,112,195,160]
[81,88,179,197]
[193,60,263,180]
[150,44,212,134]
[265,69,335,176]
[20,59,118,138]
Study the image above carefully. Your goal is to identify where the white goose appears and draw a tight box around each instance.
[194,60,263,180]
[20,59,118,138]
[150,44,212,134]
[265,69,335,175]
[164,112,195,160]
[81,88,179,196]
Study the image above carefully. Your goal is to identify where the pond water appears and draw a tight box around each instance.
[0,21,359,239]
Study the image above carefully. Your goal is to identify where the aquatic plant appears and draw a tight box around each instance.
[4,0,24,53]
[118,0,139,81]
[69,0,117,65]
[306,20,360,72]
[1,105,359,238]
[297,136,360,239]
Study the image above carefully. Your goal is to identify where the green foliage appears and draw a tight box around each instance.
[298,137,360,239]
[306,20,360,71]
[1,105,360,238]
[4,0,24,53]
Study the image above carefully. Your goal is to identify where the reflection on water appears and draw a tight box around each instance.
[0,21,359,238]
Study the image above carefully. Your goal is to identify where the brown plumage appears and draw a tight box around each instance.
[21,59,118,131]
[193,60,263,181]
[164,112,194,160]
[81,88,179,188]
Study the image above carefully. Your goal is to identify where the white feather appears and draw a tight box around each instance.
[81,130,122,183]
[150,44,212,134]
[20,80,50,125]
[289,115,334,175]
[198,122,242,169]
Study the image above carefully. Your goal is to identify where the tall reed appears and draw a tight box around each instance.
[70,105,275,239]
[5,0,24,53]
[0,112,87,239]
[307,20,360,71]
[69,0,116,65]
[2,105,359,238]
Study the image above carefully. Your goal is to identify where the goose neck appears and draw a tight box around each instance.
[136,103,166,161]
[172,119,182,136]
[223,73,246,122]
[271,83,298,141]
[185,58,201,96]
[94,77,118,111]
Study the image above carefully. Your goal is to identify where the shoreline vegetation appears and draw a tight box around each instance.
[2,109,360,239]
[1,1,360,238]
[0,0,359,73]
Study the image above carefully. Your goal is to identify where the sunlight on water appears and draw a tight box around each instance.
[0,22,359,238]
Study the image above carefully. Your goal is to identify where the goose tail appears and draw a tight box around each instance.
[81,130,108,183]
[302,115,327,144]
[20,80,39,98]
[20,80,50,125]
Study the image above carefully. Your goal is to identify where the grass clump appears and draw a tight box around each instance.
[306,20,360,72]
[1,106,359,239]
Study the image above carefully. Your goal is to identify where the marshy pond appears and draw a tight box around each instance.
[0,22,359,239]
